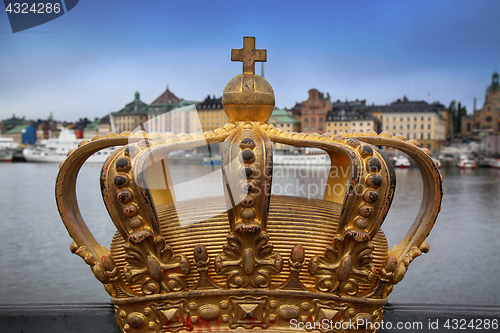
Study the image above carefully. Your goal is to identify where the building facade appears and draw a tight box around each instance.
[268,109,301,152]
[372,98,446,152]
[463,71,500,136]
[112,91,150,133]
[196,96,229,131]
[300,89,332,134]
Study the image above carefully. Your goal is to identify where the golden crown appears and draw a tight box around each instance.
[56,37,442,333]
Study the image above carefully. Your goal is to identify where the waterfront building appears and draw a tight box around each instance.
[462,71,500,136]
[196,95,229,131]
[300,89,332,134]
[326,100,376,134]
[98,115,112,136]
[112,91,150,133]
[325,109,375,134]
[268,108,301,152]
[3,124,29,145]
[83,118,100,139]
[369,97,447,152]
[145,86,200,134]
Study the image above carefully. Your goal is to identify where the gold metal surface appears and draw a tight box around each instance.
[56,37,442,332]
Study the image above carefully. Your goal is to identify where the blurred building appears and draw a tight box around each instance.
[268,109,301,152]
[300,89,332,134]
[370,97,447,152]
[462,71,500,136]
[196,96,229,131]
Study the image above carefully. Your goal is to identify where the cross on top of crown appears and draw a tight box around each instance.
[231,37,266,75]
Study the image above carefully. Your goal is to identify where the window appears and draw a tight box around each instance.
[386,125,389,130]
[386,116,389,122]
[393,125,396,130]
[319,110,323,114]
[311,117,316,122]
[393,116,396,121]
[304,118,309,122]
[312,126,316,131]
[428,116,431,121]
[312,110,315,115]
[319,117,323,122]
[400,125,403,130]
[304,126,308,131]
[421,124,424,129]
[304,110,308,115]
[360,122,363,126]
[421,133,424,139]
[407,117,410,121]
[400,117,403,121]
[414,116,417,121]
[319,126,323,131]
[407,124,410,129]
[414,124,416,129]
[428,124,431,129]
[428,133,431,139]
[421,116,424,121]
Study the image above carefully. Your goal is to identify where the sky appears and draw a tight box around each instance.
[1,0,500,122]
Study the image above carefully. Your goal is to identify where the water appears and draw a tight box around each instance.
[0,162,499,304]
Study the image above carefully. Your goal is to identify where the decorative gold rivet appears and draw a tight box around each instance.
[117,190,133,204]
[167,281,176,290]
[222,315,229,323]
[302,303,310,311]
[240,137,256,149]
[116,157,131,172]
[367,157,382,173]
[269,315,276,322]
[300,316,308,323]
[127,313,146,329]
[359,205,373,218]
[366,174,382,188]
[129,217,144,229]
[189,303,197,311]
[147,322,156,330]
[123,204,138,218]
[143,308,151,316]
[363,190,379,203]
[270,301,277,309]
[241,208,255,220]
[123,324,130,331]
[359,145,374,157]
[354,217,368,229]
[220,301,228,309]
[348,308,356,317]
[241,149,255,163]
[241,195,256,207]
[191,317,198,325]
[119,310,127,318]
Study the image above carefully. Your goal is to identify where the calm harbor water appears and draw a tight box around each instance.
[0,161,499,304]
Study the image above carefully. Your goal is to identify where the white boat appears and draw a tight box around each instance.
[23,127,115,163]
[273,148,330,166]
[0,137,19,162]
[490,159,500,169]
[394,155,411,168]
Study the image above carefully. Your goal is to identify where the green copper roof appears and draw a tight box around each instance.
[269,109,300,123]
[4,124,28,134]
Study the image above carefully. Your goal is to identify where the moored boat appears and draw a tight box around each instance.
[0,137,19,162]
[23,127,115,163]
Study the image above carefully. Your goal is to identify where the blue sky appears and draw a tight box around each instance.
[1,0,499,122]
